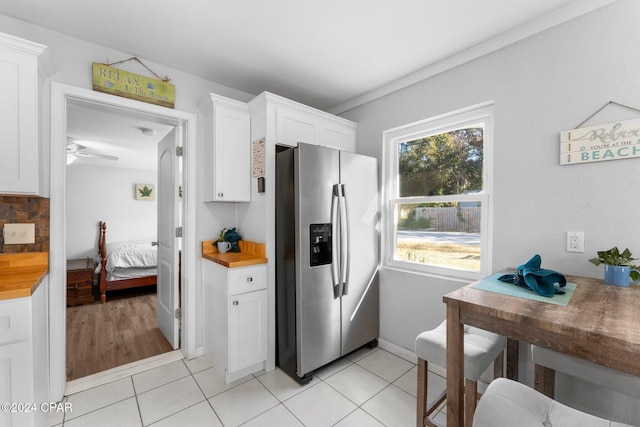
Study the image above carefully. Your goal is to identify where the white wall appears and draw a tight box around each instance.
[65,164,157,259]
[340,0,640,423]
[0,13,256,352]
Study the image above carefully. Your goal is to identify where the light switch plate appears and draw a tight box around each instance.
[4,223,35,244]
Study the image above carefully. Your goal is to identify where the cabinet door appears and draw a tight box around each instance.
[276,107,318,147]
[0,341,34,427]
[213,104,250,202]
[228,290,267,373]
[0,37,43,195]
[320,121,356,152]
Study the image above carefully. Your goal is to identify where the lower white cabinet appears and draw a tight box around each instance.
[0,277,49,427]
[203,260,267,383]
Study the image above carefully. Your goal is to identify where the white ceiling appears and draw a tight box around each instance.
[0,0,613,112]
[0,0,614,169]
[66,100,175,170]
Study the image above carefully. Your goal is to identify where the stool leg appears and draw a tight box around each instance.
[417,358,444,427]
[534,363,555,398]
[464,378,477,427]
[417,358,428,427]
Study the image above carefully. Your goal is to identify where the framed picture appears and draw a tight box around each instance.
[135,184,155,200]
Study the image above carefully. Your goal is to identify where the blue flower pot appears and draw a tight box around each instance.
[604,264,640,286]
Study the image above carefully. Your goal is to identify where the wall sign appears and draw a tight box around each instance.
[92,62,175,108]
[135,184,155,201]
[252,138,265,176]
[560,118,640,165]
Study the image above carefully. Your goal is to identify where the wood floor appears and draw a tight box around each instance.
[66,286,174,381]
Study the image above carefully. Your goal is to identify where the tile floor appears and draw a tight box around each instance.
[48,347,449,427]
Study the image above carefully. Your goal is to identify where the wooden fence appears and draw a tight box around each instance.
[415,206,481,232]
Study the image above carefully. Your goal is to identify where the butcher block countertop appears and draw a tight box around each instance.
[0,252,49,300]
[202,240,267,268]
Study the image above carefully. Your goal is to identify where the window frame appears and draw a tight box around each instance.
[382,102,494,280]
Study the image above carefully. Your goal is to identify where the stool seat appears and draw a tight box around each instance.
[532,345,640,400]
[474,378,634,427]
[416,321,506,381]
[415,320,506,426]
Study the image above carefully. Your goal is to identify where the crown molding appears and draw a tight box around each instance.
[329,0,619,115]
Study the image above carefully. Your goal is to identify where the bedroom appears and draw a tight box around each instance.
[64,99,180,380]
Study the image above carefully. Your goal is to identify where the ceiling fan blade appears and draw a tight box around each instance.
[74,151,119,161]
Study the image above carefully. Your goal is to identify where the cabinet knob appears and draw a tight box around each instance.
[218,192,223,197]
[246,277,253,282]
[233,301,239,306]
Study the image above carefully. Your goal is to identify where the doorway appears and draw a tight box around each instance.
[50,82,197,401]
[64,99,176,380]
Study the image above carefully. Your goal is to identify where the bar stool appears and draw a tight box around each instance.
[474,378,634,427]
[415,320,506,427]
[531,345,640,400]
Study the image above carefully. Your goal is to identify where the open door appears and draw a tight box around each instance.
[157,127,180,348]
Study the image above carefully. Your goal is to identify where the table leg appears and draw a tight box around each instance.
[446,302,464,427]
[506,338,519,381]
[534,364,555,398]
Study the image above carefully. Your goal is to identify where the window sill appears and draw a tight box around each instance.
[381,263,478,284]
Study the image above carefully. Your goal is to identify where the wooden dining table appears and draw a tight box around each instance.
[443,272,640,427]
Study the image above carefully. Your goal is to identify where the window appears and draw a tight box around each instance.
[383,102,493,279]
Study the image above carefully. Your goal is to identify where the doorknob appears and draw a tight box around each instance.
[151,241,158,246]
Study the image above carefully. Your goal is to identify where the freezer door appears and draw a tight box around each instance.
[339,150,380,355]
[295,143,342,376]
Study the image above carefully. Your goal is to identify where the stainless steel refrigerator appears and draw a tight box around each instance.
[276,142,379,384]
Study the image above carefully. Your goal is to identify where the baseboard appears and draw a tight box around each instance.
[377,338,447,378]
[377,338,416,363]
[65,349,184,396]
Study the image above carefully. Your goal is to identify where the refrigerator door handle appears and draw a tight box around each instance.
[340,184,351,296]
[331,184,342,299]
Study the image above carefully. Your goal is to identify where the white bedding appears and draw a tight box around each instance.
[101,241,157,273]
[108,267,157,281]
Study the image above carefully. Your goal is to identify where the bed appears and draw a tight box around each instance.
[97,221,158,303]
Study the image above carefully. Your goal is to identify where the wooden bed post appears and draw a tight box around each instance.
[98,221,107,304]
[96,220,158,304]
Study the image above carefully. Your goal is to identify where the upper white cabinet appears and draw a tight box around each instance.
[201,93,251,202]
[259,92,357,152]
[0,33,46,195]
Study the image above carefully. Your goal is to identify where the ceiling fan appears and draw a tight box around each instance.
[67,139,119,162]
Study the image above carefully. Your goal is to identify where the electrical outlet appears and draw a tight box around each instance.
[4,223,35,244]
[566,231,584,253]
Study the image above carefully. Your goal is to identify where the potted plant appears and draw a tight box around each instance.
[589,246,640,286]
[215,228,231,253]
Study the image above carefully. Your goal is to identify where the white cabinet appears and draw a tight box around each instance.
[201,93,251,202]
[0,33,46,195]
[203,260,267,382]
[271,95,356,151]
[228,287,268,373]
[0,278,49,427]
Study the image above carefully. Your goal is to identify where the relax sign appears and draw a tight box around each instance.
[560,118,640,165]
[92,62,175,108]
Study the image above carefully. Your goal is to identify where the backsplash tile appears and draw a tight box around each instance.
[0,195,50,253]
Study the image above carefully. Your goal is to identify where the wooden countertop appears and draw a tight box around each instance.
[0,252,49,300]
[202,240,267,268]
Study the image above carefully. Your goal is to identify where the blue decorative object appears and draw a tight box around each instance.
[224,228,242,252]
[498,254,566,298]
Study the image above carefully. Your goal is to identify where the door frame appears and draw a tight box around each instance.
[49,82,197,401]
